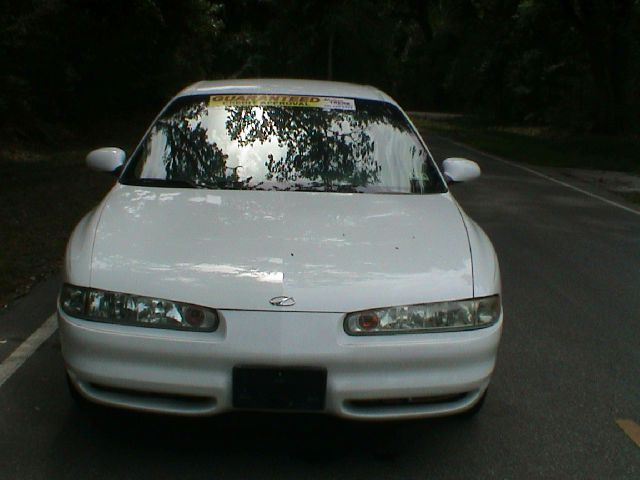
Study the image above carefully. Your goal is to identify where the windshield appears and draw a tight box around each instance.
[121,94,447,194]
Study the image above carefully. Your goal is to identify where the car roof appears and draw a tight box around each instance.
[176,79,397,105]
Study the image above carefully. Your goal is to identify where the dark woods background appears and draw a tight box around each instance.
[0,0,639,306]
[1,0,639,146]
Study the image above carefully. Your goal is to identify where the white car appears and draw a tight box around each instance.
[58,79,502,420]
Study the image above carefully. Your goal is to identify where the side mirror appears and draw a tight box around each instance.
[86,147,126,174]
[442,158,481,183]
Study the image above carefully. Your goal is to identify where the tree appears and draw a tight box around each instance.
[560,0,639,131]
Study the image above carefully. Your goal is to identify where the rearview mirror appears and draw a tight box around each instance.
[442,158,481,183]
[86,147,126,174]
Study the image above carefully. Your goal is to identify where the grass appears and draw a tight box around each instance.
[410,114,640,174]
[619,192,640,204]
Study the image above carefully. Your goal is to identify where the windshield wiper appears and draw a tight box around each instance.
[291,182,363,193]
[129,178,230,189]
[332,184,362,193]
[125,178,204,188]
[127,178,363,193]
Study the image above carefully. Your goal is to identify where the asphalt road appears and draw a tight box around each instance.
[1,133,639,479]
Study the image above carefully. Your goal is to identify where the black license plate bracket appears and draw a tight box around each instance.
[232,366,327,411]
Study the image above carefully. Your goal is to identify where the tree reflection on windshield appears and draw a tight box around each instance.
[224,106,385,187]
[124,95,445,194]
[155,102,229,185]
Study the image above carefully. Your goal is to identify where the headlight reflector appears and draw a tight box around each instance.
[60,284,218,331]
[345,295,501,335]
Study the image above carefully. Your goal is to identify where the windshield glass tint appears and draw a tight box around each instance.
[122,95,446,194]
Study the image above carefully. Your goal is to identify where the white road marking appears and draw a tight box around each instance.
[439,136,640,217]
[0,314,57,388]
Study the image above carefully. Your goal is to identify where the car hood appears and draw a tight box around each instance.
[89,185,473,312]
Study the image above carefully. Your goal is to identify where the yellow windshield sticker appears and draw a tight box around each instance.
[209,95,356,111]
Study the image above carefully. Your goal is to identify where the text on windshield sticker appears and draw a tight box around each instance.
[209,95,356,111]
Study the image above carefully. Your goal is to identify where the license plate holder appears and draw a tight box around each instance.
[232,366,327,411]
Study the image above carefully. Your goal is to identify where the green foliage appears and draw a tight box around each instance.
[1,0,639,141]
[0,0,224,127]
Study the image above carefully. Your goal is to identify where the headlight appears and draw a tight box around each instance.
[344,295,501,335]
[59,284,219,332]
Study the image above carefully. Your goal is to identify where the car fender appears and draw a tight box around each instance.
[458,209,501,298]
[63,196,110,287]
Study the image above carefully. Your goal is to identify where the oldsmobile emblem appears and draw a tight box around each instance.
[269,296,296,307]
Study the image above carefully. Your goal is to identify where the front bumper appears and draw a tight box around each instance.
[58,308,502,420]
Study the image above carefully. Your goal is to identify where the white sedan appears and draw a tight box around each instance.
[58,79,502,420]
